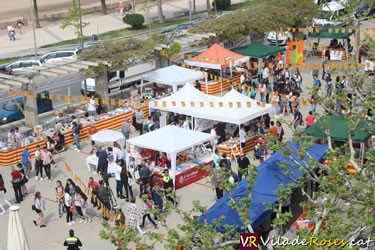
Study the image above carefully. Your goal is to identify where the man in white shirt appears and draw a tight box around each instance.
[262,66,269,85]
[182,117,191,130]
[87,95,97,117]
[240,72,246,85]
[210,125,218,152]
[113,160,125,199]
[239,124,247,149]
[112,146,124,163]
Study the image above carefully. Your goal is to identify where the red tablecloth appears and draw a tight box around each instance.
[153,160,213,189]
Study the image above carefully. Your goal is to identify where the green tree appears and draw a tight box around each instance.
[79,38,156,110]
[190,0,318,42]
[123,13,145,29]
[163,42,182,65]
[60,0,90,41]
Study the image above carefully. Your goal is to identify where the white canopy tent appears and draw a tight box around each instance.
[140,65,205,93]
[127,125,213,185]
[149,87,273,125]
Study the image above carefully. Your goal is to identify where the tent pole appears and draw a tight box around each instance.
[141,79,144,95]
[239,124,242,152]
[230,62,233,77]
[171,153,177,191]
[344,38,349,62]
[205,74,209,94]
[360,142,365,165]
[220,68,223,96]
[258,58,262,77]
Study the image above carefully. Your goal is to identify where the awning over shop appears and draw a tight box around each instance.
[304,115,372,143]
[184,43,249,69]
[308,25,355,39]
[232,42,286,59]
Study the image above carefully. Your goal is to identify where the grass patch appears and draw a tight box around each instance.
[41,18,189,49]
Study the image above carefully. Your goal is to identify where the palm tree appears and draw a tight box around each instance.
[33,0,41,28]
[100,0,107,15]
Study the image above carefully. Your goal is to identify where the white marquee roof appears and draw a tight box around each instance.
[141,65,204,92]
[127,125,213,155]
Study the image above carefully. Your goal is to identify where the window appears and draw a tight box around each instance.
[3,100,18,111]
[32,61,41,66]
[57,52,74,58]
[20,62,32,68]
[119,70,125,78]
[8,62,21,70]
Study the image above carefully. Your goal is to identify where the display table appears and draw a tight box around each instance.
[0,105,149,166]
[152,155,213,189]
[217,135,261,156]
[321,49,347,61]
[200,75,241,95]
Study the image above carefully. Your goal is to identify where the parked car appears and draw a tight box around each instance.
[39,49,78,63]
[266,31,293,46]
[313,1,346,26]
[80,62,155,96]
[0,91,53,125]
[0,59,42,75]
[354,2,375,18]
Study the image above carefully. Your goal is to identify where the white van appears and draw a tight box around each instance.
[80,62,155,96]
[313,1,346,26]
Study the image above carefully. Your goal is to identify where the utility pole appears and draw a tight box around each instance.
[78,0,88,97]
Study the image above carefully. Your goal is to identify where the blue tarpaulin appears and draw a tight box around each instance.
[201,142,328,232]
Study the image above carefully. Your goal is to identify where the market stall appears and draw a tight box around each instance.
[304,115,372,164]
[184,43,249,95]
[140,65,205,94]
[308,25,355,62]
[232,42,286,73]
[0,105,149,166]
[126,125,214,189]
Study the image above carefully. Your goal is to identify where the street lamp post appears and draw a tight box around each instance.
[29,0,38,57]
[77,0,88,97]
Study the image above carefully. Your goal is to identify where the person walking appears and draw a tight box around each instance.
[151,186,163,222]
[32,191,47,228]
[0,174,12,215]
[64,229,82,250]
[88,177,99,208]
[114,160,125,199]
[140,197,158,229]
[64,186,74,226]
[56,180,64,218]
[7,24,15,41]
[126,197,144,235]
[237,153,250,180]
[276,121,285,142]
[17,163,28,196]
[98,180,111,220]
[121,166,133,202]
[87,95,97,117]
[211,167,223,200]
[10,166,23,203]
[35,145,43,181]
[72,122,82,152]
[139,163,151,197]
[135,107,145,135]
[21,147,32,178]
[41,146,53,183]
[121,118,132,148]
[162,169,177,206]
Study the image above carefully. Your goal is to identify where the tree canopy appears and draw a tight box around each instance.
[189,0,318,42]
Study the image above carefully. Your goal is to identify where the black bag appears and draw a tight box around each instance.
[3,188,6,194]
[31,205,36,211]
[22,176,28,184]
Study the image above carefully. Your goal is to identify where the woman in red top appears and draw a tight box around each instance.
[305,111,315,128]
[160,153,171,168]
[10,166,23,203]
